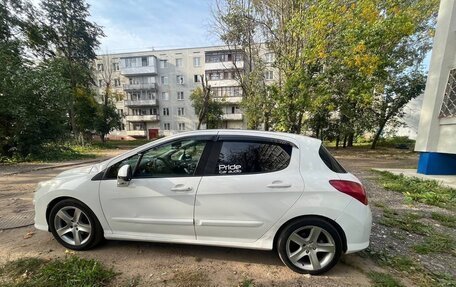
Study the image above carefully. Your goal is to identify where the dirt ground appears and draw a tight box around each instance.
[1,147,451,286]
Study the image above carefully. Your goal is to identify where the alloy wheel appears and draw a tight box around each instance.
[53,206,92,246]
[285,226,336,271]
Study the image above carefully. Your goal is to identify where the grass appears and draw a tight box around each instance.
[379,207,432,235]
[431,212,456,228]
[0,256,116,287]
[367,271,404,287]
[92,139,151,149]
[240,278,255,287]
[0,139,151,164]
[373,170,456,210]
[412,233,456,256]
[363,250,456,287]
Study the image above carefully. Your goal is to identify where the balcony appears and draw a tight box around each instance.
[205,61,244,71]
[123,83,157,91]
[125,115,160,122]
[126,130,146,137]
[214,96,243,104]
[207,79,239,87]
[222,113,243,121]
[120,66,157,76]
[124,99,157,107]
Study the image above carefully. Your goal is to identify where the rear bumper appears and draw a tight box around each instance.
[335,199,372,253]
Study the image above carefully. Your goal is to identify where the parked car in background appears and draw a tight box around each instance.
[34,130,371,274]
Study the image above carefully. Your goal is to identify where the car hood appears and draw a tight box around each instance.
[55,159,110,178]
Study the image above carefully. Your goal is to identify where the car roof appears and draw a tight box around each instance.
[105,129,322,167]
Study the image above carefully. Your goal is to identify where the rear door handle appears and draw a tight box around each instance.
[267,181,291,188]
[171,185,193,192]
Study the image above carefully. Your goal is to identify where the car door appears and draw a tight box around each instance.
[194,135,305,243]
[99,136,211,240]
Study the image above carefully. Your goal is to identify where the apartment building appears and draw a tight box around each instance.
[94,45,247,139]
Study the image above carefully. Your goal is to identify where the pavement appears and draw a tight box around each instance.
[374,168,456,189]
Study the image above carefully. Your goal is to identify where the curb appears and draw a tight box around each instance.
[1,158,109,176]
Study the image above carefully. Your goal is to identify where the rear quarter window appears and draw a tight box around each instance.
[318,145,347,173]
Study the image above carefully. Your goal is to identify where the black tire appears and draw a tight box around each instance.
[276,217,343,275]
[48,199,104,250]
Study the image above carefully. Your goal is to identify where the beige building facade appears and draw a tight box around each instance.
[94,45,253,139]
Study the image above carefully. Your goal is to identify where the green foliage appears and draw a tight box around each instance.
[376,136,416,149]
[190,86,224,129]
[0,256,116,287]
[367,271,403,287]
[374,171,456,210]
[379,207,431,235]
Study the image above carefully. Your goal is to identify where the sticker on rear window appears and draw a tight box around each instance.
[218,164,242,174]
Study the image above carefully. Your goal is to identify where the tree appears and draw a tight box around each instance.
[190,78,223,129]
[39,0,104,137]
[212,0,273,129]
[370,71,426,149]
[95,53,123,142]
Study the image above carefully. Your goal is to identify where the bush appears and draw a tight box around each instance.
[376,136,415,149]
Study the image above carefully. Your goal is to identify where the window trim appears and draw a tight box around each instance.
[97,136,216,180]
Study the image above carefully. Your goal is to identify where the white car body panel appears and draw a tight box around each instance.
[34,129,371,253]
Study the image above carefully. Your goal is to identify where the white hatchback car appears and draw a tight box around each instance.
[34,130,371,274]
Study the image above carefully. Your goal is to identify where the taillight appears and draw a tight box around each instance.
[329,180,368,205]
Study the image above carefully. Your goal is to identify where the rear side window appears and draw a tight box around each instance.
[216,141,292,175]
[319,145,347,173]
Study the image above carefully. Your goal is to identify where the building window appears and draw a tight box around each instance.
[164,123,171,130]
[112,62,119,71]
[178,122,185,131]
[194,75,201,82]
[163,107,169,116]
[117,109,123,116]
[159,59,168,68]
[97,63,103,71]
[98,79,103,87]
[114,78,120,87]
[265,70,274,80]
[193,57,201,67]
[141,57,148,67]
[440,68,456,118]
[161,76,168,85]
[177,91,184,101]
[161,92,169,101]
[176,58,183,67]
[176,75,184,84]
[150,108,158,115]
[177,107,185,116]
[265,53,275,63]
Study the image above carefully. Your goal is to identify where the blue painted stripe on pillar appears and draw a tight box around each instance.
[417,152,456,175]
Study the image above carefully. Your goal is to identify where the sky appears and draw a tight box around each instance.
[86,0,221,54]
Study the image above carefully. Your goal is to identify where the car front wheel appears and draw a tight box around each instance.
[49,199,103,250]
[277,217,343,275]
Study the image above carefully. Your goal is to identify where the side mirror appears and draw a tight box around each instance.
[117,164,132,187]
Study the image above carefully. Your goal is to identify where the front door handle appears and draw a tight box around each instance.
[171,185,193,192]
[267,181,291,188]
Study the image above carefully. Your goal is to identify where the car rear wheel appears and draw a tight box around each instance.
[277,217,343,275]
[49,199,103,250]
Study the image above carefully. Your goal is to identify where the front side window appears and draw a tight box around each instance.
[216,141,292,175]
[105,154,140,179]
[135,139,207,178]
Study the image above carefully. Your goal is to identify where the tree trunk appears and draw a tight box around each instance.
[371,121,387,149]
[343,136,347,148]
[347,133,354,147]
[336,135,340,149]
